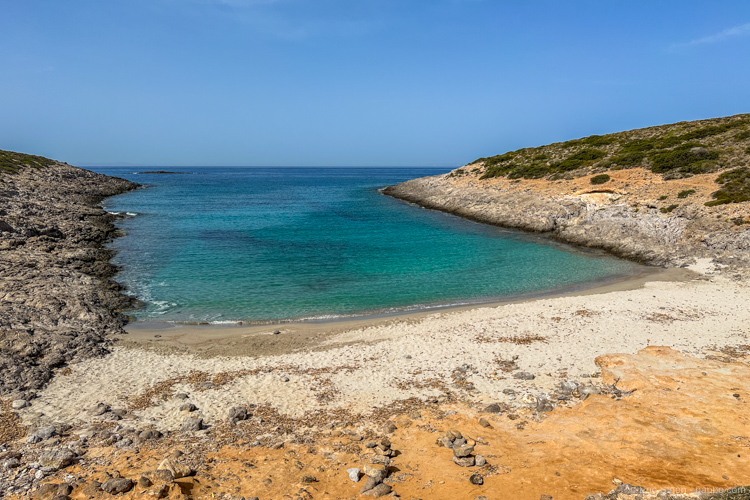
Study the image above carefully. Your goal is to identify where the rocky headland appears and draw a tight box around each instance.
[0,150,138,396]
[384,114,750,271]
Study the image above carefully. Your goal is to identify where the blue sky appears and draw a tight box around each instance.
[1,1,749,166]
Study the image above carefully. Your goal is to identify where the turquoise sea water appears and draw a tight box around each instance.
[92,167,643,323]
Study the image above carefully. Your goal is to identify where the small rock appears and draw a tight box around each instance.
[438,436,453,448]
[475,455,486,466]
[445,410,457,415]
[273,330,281,335]
[383,422,397,434]
[139,429,162,440]
[347,468,361,482]
[34,426,57,440]
[138,476,152,488]
[452,455,475,467]
[157,458,192,479]
[301,475,317,483]
[469,473,483,485]
[502,388,516,395]
[483,403,503,413]
[448,429,463,440]
[3,458,20,469]
[115,438,133,448]
[475,497,489,500]
[90,403,110,416]
[39,449,76,469]
[270,441,284,450]
[453,445,474,458]
[513,371,535,380]
[540,495,554,500]
[228,406,248,422]
[146,469,175,484]
[280,376,290,382]
[174,393,189,400]
[561,380,578,393]
[362,483,392,497]
[179,403,197,412]
[363,462,387,480]
[478,418,491,428]
[11,399,27,409]
[101,478,134,495]
[180,416,203,432]
[365,441,377,448]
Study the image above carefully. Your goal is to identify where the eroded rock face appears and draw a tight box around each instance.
[0,161,138,394]
[382,174,750,269]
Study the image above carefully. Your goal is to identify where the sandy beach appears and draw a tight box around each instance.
[7,258,750,499]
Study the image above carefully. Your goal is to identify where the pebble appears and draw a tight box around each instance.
[280,376,290,382]
[383,422,397,434]
[174,393,189,400]
[561,380,578,392]
[38,449,76,469]
[513,371,536,380]
[444,410,457,415]
[11,399,27,409]
[365,441,377,448]
[347,468,361,482]
[475,497,489,500]
[3,458,20,469]
[469,473,483,485]
[478,418,491,428]
[475,455,486,467]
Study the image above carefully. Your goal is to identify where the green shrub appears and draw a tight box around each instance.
[590,174,611,185]
[706,167,750,206]
[678,119,749,141]
[649,145,720,174]
[734,130,750,141]
[473,151,517,168]
[609,151,647,167]
[555,149,606,172]
[660,204,679,213]
[677,189,696,198]
[658,195,668,200]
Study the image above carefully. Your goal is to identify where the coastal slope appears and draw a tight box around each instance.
[0,150,138,396]
[384,114,750,269]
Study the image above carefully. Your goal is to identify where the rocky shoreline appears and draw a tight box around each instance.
[0,159,138,397]
[382,170,750,270]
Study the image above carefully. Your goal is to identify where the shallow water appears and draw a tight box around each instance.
[91,167,643,323]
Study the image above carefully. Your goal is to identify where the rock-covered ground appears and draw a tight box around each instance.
[0,153,138,396]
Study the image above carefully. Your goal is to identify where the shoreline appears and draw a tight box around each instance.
[119,265,694,357]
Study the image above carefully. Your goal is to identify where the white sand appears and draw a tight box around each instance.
[21,261,750,432]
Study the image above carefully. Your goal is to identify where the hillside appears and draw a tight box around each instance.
[384,114,750,270]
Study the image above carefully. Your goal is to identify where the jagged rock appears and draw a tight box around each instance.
[452,455,475,467]
[227,406,248,423]
[38,449,76,469]
[157,458,192,479]
[101,478,134,495]
[347,468,361,482]
[453,445,474,458]
[180,416,203,432]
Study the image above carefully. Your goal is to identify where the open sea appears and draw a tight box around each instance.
[91,167,644,323]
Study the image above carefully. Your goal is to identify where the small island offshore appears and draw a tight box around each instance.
[2,114,750,500]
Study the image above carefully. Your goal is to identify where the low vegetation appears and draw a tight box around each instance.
[706,167,750,206]
[0,149,55,174]
[677,189,696,198]
[660,204,679,213]
[590,174,610,185]
[468,114,750,189]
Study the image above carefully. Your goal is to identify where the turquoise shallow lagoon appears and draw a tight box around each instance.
[91,167,644,323]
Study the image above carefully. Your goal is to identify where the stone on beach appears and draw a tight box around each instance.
[180,416,203,432]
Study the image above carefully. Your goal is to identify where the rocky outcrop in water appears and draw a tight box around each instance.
[0,157,138,395]
[383,173,750,269]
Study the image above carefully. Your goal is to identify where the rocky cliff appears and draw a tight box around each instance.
[384,115,750,270]
[0,151,138,396]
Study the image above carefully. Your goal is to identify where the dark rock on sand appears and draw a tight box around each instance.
[101,477,134,494]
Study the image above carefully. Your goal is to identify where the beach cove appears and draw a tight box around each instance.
[2,143,750,500]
